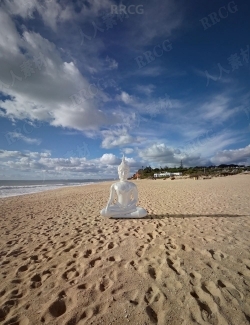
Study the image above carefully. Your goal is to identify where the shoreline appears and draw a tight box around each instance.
[1,172,249,201]
[0,180,114,200]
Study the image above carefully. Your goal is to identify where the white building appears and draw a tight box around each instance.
[154,172,182,178]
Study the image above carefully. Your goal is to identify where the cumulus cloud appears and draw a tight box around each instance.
[101,128,141,149]
[100,153,120,165]
[0,149,142,179]
[138,143,204,167]
[0,150,28,159]
[123,148,134,154]
[0,8,119,132]
[211,145,250,165]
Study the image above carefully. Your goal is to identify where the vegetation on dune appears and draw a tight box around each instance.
[131,164,250,179]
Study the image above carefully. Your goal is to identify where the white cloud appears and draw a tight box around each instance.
[211,145,250,165]
[0,149,142,179]
[101,128,141,149]
[134,66,163,77]
[178,129,242,159]
[3,0,75,31]
[116,91,134,105]
[0,150,28,159]
[199,94,238,124]
[123,148,134,154]
[135,84,156,96]
[138,143,205,167]
[105,56,118,70]
[124,0,183,49]
[5,132,41,145]
[0,9,118,131]
[100,153,120,165]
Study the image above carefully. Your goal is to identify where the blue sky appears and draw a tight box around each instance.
[0,0,249,179]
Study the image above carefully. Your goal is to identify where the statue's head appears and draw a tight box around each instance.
[118,155,130,181]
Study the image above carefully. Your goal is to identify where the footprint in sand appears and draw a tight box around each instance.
[42,269,52,282]
[190,286,228,325]
[99,277,113,292]
[89,257,102,268]
[107,242,114,250]
[41,289,77,323]
[69,302,109,325]
[165,237,179,252]
[128,260,137,270]
[146,232,156,243]
[16,264,29,277]
[190,271,202,286]
[107,255,121,263]
[0,300,18,322]
[181,244,192,252]
[136,245,147,257]
[83,249,92,258]
[2,315,29,325]
[30,274,42,289]
[145,305,158,324]
[144,286,163,304]
[148,265,157,280]
[10,289,24,299]
[62,267,80,281]
[167,256,185,276]
[201,280,224,305]
[63,244,75,253]
[208,249,227,261]
[218,279,244,302]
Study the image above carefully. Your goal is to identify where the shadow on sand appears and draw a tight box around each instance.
[143,214,248,219]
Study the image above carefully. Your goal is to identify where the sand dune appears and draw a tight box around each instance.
[0,175,250,325]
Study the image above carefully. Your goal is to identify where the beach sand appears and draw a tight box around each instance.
[0,174,250,325]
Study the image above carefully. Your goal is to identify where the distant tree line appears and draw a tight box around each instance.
[132,164,250,179]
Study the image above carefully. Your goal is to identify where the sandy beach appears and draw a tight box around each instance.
[0,174,250,325]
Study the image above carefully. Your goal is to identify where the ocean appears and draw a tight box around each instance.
[0,179,112,199]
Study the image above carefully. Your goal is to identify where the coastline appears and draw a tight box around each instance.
[0,174,250,325]
[0,179,114,199]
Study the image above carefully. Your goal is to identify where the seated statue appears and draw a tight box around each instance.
[100,156,147,218]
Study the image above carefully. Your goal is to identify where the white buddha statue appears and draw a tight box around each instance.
[100,156,147,218]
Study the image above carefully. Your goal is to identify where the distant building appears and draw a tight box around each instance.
[154,172,182,178]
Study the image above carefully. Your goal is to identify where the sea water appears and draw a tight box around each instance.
[0,179,110,198]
